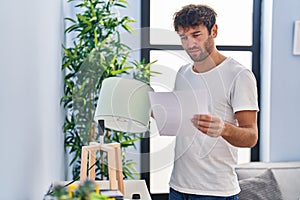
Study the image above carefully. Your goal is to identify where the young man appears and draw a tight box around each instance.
[168,4,259,200]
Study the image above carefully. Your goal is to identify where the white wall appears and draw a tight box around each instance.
[261,0,300,161]
[0,0,65,199]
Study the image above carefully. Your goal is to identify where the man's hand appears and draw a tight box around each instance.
[191,114,224,137]
[192,111,258,147]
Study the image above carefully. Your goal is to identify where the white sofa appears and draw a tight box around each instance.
[235,162,300,200]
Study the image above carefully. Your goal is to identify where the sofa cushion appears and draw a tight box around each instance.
[238,169,283,200]
[236,161,300,200]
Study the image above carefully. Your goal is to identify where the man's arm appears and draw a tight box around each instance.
[222,110,258,148]
[191,110,258,148]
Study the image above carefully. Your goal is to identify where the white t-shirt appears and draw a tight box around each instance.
[169,57,259,196]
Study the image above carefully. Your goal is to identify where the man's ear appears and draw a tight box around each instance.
[211,24,218,38]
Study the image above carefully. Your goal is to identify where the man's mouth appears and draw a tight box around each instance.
[187,48,201,54]
[188,50,201,55]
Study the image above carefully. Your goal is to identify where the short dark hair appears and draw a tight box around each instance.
[173,4,217,34]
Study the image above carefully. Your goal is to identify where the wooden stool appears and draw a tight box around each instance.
[80,142,124,194]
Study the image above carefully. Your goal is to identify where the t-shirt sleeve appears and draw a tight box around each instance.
[230,69,259,113]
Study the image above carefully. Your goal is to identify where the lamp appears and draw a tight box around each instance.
[80,77,153,194]
[94,77,153,134]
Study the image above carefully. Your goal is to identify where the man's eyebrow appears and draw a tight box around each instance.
[178,30,202,36]
[192,31,202,34]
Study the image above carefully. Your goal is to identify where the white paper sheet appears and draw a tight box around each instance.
[148,90,209,136]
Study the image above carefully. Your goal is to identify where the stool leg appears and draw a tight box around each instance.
[108,143,124,194]
[88,148,97,180]
[107,146,118,190]
[80,147,88,181]
[114,144,124,194]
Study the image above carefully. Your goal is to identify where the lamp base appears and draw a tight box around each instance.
[80,142,124,194]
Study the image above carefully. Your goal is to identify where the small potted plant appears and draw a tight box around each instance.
[46,180,117,200]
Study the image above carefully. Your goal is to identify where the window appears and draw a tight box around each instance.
[141,1,261,199]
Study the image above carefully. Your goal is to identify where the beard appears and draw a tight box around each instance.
[186,36,214,62]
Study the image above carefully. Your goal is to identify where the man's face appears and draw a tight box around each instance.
[177,25,216,62]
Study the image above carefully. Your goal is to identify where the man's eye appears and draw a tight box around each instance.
[180,36,187,40]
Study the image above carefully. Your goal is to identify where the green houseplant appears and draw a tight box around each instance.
[61,0,157,180]
[47,180,110,200]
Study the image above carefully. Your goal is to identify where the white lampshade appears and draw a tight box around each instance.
[94,77,153,133]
